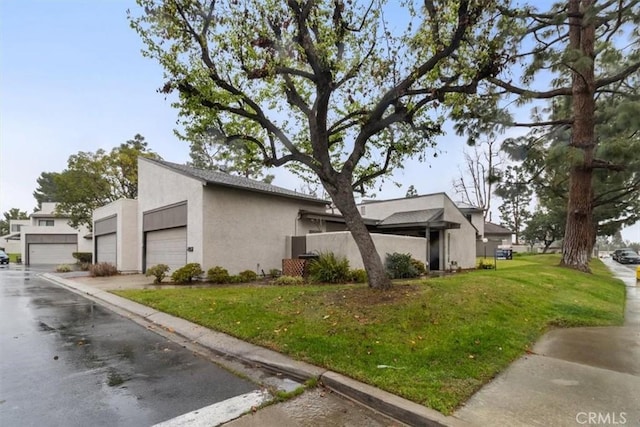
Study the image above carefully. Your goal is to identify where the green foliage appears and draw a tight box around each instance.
[207,266,230,284]
[271,275,306,286]
[495,166,532,245]
[269,268,281,278]
[171,263,204,283]
[90,262,118,277]
[72,252,93,264]
[55,264,72,273]
[33,172,61,210]
[117,254,624,414]
[238,270,258,282]
[44,134,161,230]
[477,259,495,269]
[410,258,427,275]
[0,208,29,236]
[522,209,564,253]
[307,252,350,284]
[130,0,514,290]
[349,269,368,283]
[385,252,420,279]
[145,264,170,284]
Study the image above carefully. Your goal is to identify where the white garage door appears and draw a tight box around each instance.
[146,227,187,272]
[29,243,77,265]
[96,233,116,265]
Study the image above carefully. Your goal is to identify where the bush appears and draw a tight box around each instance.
[269,268,281,278]
[146,264,170,284]
[228,275,243,283]
[56,264,72,273]
[238,270,258,282]
[349,269,368,283]
[72,252,93,264]
[79,262,91,271]
[272,275,306,286]
[477,259,495,269]
[90,262,118,277]
[385,252,420,279]
[207,266,230,284]
[172,263,204,283]
[307,251,350,283]
[411,258,427,275]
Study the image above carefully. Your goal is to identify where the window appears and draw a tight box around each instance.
[38,220,54,227]
[10,224,22,232]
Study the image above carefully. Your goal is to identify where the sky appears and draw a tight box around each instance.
[1,0,638,243]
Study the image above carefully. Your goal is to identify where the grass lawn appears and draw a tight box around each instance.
[115,254,625,414]
[8,253,21,263]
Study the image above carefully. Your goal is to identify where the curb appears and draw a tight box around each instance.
[41,273,467,427]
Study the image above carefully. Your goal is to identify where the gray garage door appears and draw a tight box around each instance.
[29,243,77,265]
[96,233,116,265]
[145,227,187,272]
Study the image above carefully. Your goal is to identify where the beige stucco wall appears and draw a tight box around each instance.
[20,221,92,258]
[441,197,476,269]
[305,231,427,269]
[357,193,448,219]
[93,199,139,272]
[468,211,484,236]
[137,158,205,269]
[202,185,327,274]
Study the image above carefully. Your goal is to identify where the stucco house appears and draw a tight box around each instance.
[11,203,92,265]
[2,219,31,254]
[478,222,514,257]
[93,158,480,274]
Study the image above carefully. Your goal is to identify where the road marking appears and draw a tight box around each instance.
[153,389,271,427]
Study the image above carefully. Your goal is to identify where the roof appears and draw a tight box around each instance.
[378,209,444,226]
[143,158,328,205]
[377,209,461,230]
[298,209,379,226]
[455,201,484,213]
[484,222,513,235]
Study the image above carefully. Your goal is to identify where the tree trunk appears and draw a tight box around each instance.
[561,0,596,273]
[323,176,391,290]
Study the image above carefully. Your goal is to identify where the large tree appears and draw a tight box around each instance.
[33,172,61,210]
[53,135,161,229]
[0,208,29,236]
[457,0,640,272]
[495,165,532,244]
[452,134,504,220]
[130,0,512,289]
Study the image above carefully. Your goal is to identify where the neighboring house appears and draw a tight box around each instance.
[93,199,139,273]
[479,222,514,257]
[17,203,92,265]
[95,158,479,274]
[1,219,31,254]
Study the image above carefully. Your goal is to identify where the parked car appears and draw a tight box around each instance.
[613,248,634,262]
[0,250,9,265]
[617,250,640,264]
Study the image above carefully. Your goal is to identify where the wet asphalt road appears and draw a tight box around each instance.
[0,265,258,427]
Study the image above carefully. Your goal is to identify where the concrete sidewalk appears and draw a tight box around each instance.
[43,259,640,427]
[454,259,640,426]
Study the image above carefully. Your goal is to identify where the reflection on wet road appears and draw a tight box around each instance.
[0,266,257,427]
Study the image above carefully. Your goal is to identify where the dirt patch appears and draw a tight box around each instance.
[325,283,424,307]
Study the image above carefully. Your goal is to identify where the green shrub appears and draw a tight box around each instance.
[207,266,230,284]
[349,269,368,283]
[307,251,350,283]
[269,268,281,278]
[72,252,93,264]
[477,259,495,269]
[385,252,419,279]
[238,270,258,282]
[228,275,243,283]
[146,264,170,284]
[171,263,204,283]
[272,275,306,286]
[90,262,118,277]
[56,264,72,273]
[79,262,91,271]
[411,258,427,275]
